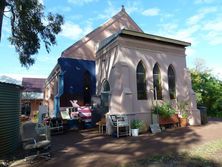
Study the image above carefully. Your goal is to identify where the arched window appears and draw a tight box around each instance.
[102,80,110,92]
[168,65,176,99]
[101,80,110,112]
[153,63,162,100]
[136,61,147,100]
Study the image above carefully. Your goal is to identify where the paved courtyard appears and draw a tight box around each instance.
[11,118,222,167]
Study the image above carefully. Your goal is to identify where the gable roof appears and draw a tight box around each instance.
[22,78,46,93]
[61,6,143,60]
[121,29,191,46]
[97,29,191,51]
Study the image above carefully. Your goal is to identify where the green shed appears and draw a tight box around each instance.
[0,82,21,158]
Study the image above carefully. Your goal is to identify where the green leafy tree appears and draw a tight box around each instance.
[190,59,222,117]
[0,0,64,67]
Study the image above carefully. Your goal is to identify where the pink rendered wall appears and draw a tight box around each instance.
[62,11,142,60]
[44,10,142,114]
[96,36,200,132]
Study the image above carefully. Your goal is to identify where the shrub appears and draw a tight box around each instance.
[131,119,144,129]
[177,101,190,118]
[152,102,176,118]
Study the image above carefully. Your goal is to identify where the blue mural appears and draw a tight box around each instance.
[54,57,96,117]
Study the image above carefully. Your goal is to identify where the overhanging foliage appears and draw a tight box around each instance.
[190,68,222,117]
[0,0,64,67]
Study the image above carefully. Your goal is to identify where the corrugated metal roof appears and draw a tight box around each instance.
[0,75,21,85]
[0,81,22,88]
[97,29,191,52]
[22,78,46,92]
[121,29,191,46]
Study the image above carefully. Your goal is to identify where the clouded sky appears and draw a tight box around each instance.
[0,0,222,80]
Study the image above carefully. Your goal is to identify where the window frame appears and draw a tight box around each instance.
[153,63,162,100]
[168,65,176,99]
[136,61,147,100]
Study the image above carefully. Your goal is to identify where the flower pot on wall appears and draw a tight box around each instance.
[179,118,188,127]
[131,129,139,136]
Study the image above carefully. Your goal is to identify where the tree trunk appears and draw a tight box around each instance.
[0,0,7,41]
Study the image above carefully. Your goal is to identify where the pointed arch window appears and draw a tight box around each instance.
[136,61,147,100]
[153,63,162,100]
[101,80,110,112]
[168,65,176,99]
[102,80,110,92]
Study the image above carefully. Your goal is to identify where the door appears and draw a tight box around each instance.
[83,71,91,105]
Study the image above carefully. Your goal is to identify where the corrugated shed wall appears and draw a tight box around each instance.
[0,82,21,158]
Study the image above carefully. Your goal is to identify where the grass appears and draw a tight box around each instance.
[189,139,222,158]
[119,139,222,167]
[120,154,219,167]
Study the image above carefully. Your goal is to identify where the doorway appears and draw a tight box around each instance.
[83,71,91,105]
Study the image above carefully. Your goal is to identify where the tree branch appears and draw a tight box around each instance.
[0,0,7,41]
[6,1,16,38]
[3,13,10,18]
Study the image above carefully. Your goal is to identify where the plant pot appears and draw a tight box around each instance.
[131,128,139,136]
[179,118,188,127]
[159,114,179,125]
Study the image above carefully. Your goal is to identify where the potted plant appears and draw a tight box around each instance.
[152,102,176,118]
[152,102,178,126]
[179,115,188,127]
[177,101,189,127]
[131,119,143,136]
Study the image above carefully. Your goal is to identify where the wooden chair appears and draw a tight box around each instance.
[109,115,130,138]
[97,117,106,134]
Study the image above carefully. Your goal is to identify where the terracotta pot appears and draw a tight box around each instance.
[159,114,179,125]
[179,118,188,127]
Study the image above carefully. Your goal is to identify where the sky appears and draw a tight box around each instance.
[0,0,222,81]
